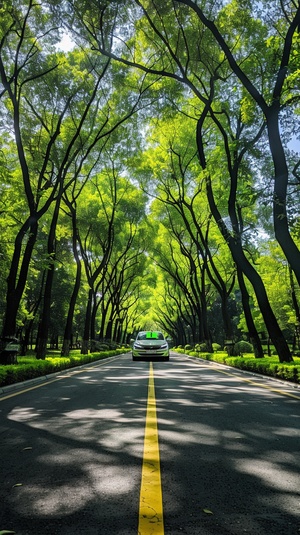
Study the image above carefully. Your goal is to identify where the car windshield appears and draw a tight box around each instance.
[137,331,165,340]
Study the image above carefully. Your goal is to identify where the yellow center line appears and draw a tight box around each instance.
[138,362,164,535]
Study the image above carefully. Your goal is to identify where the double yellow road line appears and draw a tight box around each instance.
[138,362,164,534]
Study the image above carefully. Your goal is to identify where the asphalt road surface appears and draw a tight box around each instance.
[0,352,299,535]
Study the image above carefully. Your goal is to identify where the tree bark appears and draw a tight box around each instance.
[61,209,82,357]
[237,268,264,358]
[2,218,38,340]
[206,175,293,362]
[36,196,61,360]
[266,110,300,286]
[81,288,93,355]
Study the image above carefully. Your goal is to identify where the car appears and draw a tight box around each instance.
[132,331,169,361]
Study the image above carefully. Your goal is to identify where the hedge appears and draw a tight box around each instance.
[173,348,300,384]
[0,349,129,388]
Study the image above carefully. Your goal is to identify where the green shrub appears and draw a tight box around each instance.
[173,347,185,353]
[212,343,222,352]
[0,348,130,387]
[194,343,208,352]
[184,344,193,351]
[235,340,253,355]
[196,353,300,383]
[200,352,223,365]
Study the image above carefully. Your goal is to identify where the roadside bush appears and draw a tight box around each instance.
[99,339,118,350]
[275,364,299,382]
[177,346,300,383]
[189,351,199,357]
[187,351,300,384]
[0,348,130,387]
[90,340,111,351]
[235,341,253,355]
[96,344,110,351]
[194,343,208,352]
[212,343,222,352]
[184,344,193,351]
[173,347,185,354]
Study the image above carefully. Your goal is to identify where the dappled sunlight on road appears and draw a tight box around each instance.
[236,458,299,492]
[2,359,149,530]
[0,353,299,534]
[151,355,300,534]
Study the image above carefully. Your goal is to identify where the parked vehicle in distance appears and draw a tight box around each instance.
[132,331,169,361]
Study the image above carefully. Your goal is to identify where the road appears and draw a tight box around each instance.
[0,352,299,535]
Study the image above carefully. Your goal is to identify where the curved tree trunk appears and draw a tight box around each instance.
[81,288,93,355]
[105,317,113,340]
[206,176,293,362]
[2,218,38,341]
[266,110,300,286]
[61,212,82,357]
[237,268,264,358]
[200,271,213,352]
[36,197,61,360]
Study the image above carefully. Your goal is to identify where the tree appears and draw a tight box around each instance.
[0,2,112,346]
[1,0,299,361]
[135,112,263,354]
[79,0,294,360]
[175,0,300,285]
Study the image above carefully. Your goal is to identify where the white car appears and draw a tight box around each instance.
[132,331,169,361]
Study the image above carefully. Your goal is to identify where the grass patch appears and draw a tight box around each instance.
[0,348,130,388]
[173,348,300,384]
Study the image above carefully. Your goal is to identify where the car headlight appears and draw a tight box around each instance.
[133,342,143,349]
[160,343,168,349]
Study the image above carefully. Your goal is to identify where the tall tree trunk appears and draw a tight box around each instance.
[206,176,293,362]
[61,214,82,357]
[98,306,107,340]
[266,110,300,286]
[200,271,212,352]
[81,288,93,355]
[105,317,113,340]
[35,267,55,360]
[2,218,38,341]
[22,273,45,355]
[220,291,234,340]
[289,265,300,352]
[237,268,264,358]
[36,198,61,360]
[90,293,99,343]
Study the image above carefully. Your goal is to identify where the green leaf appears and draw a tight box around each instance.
[203,508,213,515]
[13,483,23,487]
[0,531,16,534]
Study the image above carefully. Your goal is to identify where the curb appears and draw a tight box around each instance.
[180,352,300,391]
[0,353,128,396]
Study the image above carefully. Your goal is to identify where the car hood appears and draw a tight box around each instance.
[135,339,167,347]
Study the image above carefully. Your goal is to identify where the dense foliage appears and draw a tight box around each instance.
[0,0,299,363]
